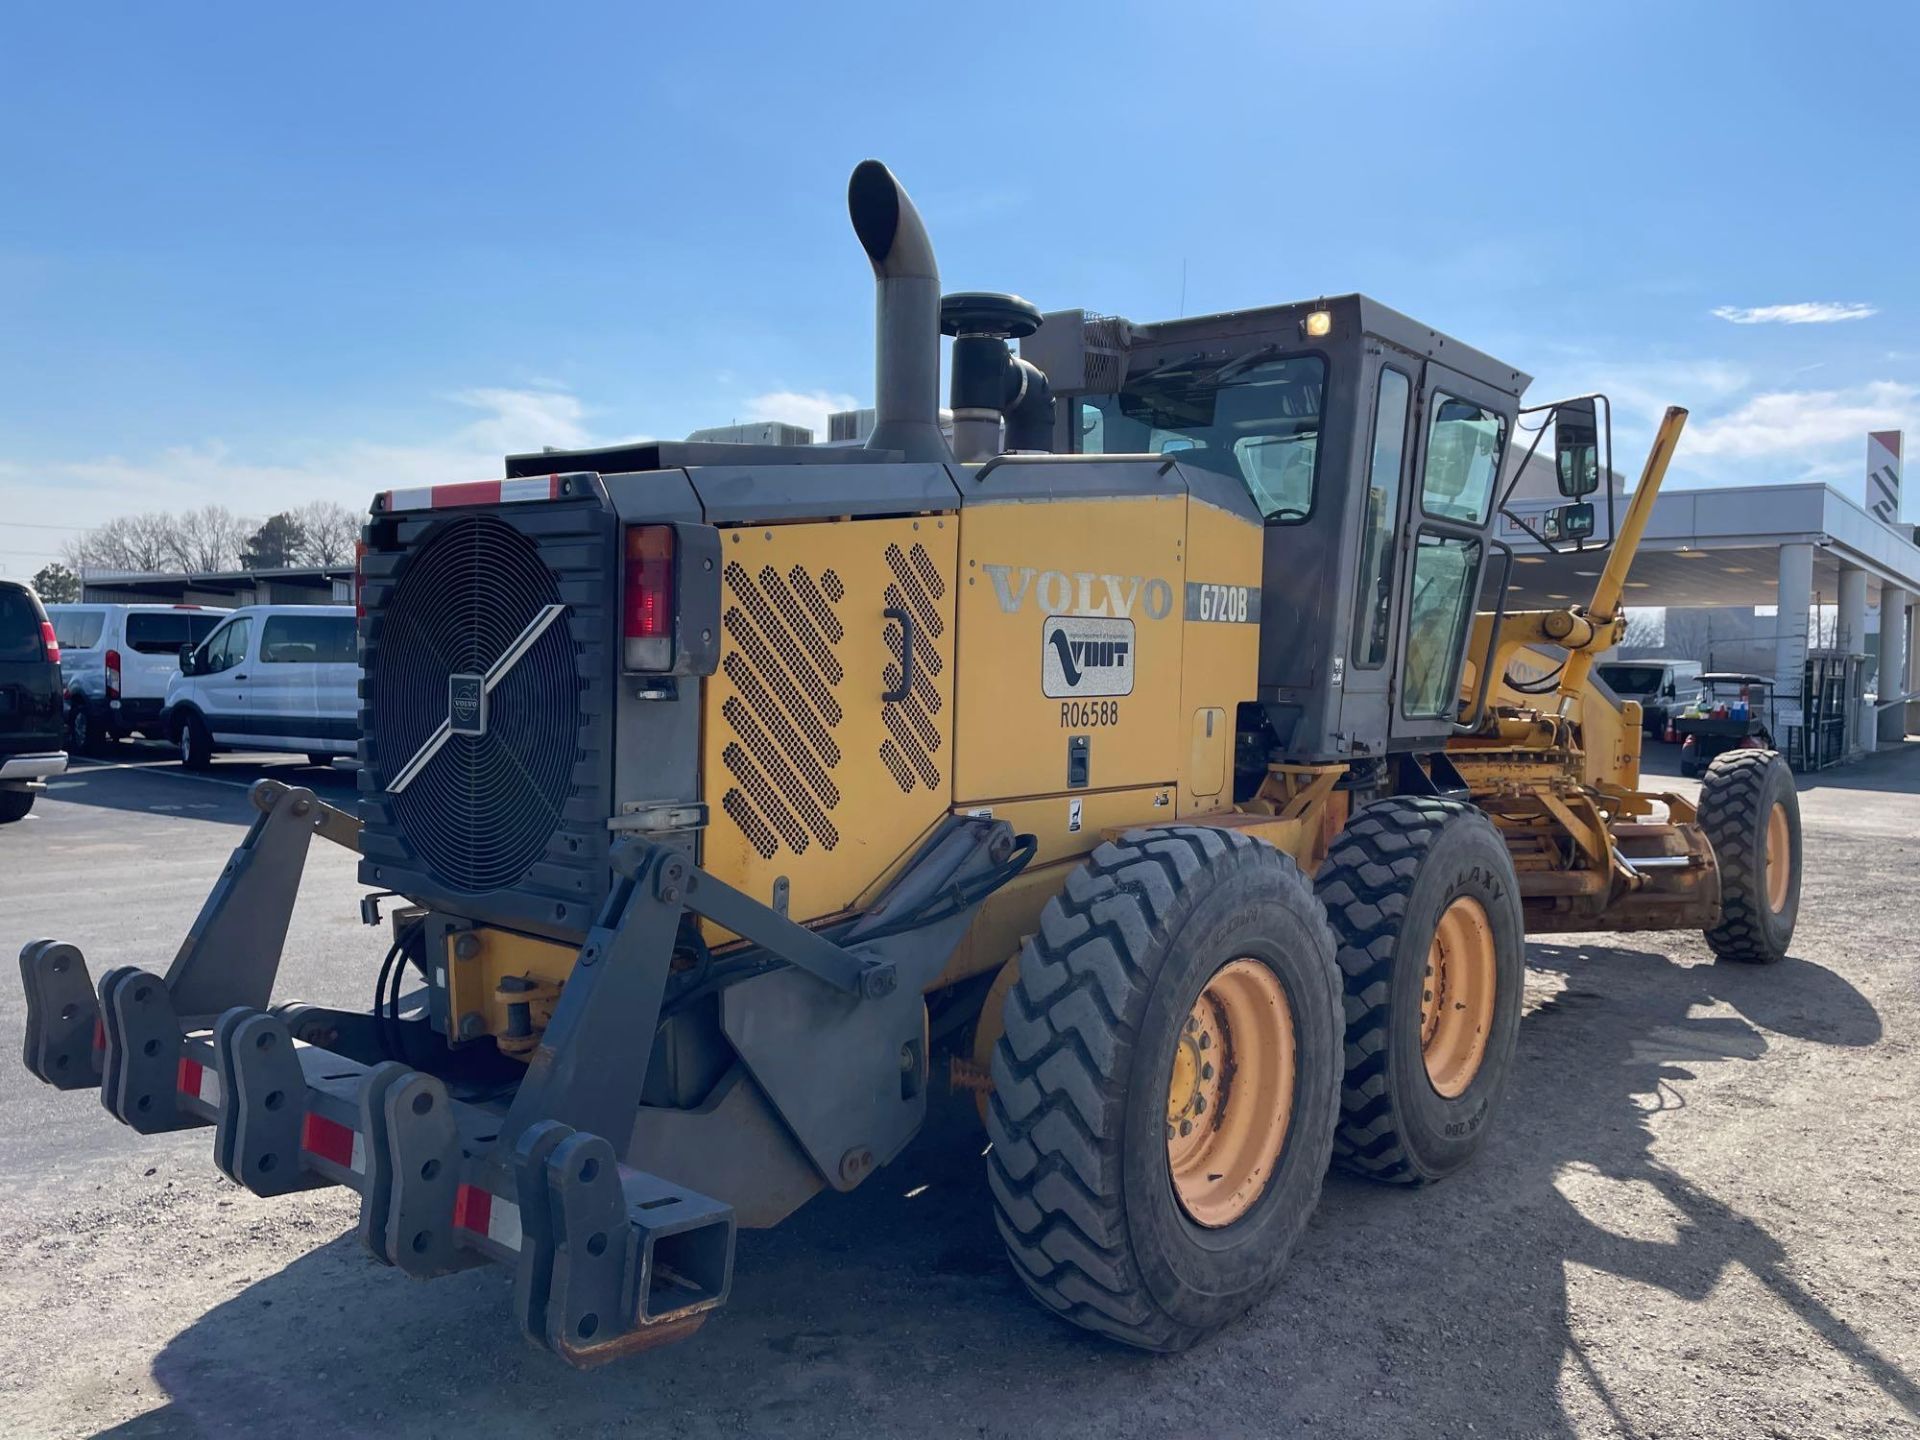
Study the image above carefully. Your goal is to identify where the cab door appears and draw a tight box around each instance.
[1334,357,1417,745]
[197,615,255,743]
[1390,361,1513,741]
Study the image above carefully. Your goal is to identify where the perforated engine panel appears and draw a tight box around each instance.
[702,518,955,923]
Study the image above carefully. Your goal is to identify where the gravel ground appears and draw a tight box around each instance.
[1,743,1916,1439]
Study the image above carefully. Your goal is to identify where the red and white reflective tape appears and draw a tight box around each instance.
[300,1112,368,1175]
[176,1056,222,1107]
[453,1183,523,1253]
[379,474,569,513]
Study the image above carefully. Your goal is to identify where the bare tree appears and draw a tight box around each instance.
[1620,607,1667,650]
[61,512,178,573]
[165,505,252,572]
[293,500,364,565]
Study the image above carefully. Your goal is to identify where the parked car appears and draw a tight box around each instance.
[164,605,358,769]
[0,581,67,823]
[1595,658,1704,737]
[46,603,228,754]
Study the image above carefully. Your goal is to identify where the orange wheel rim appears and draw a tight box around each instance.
[1421,897,1496,1099]
[1765,802,1790,913]
[1166,959,1294,1228]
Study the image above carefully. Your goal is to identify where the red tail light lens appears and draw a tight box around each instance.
[623,525,675,671]
[105,647,121,700]
[40,621,59,664]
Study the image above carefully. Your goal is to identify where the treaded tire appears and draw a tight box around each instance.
[1316,796,1525,1186]
[0,790,33,823]
[175,711,214,771]
[985,826,1341,1352]
[70,701,113,757]
[1699,748,1800,964]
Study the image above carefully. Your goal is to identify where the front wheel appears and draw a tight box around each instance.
[1316,796,1526,1186]
[986,826,1342,1351]
[175,712,215,771]
[1700,749,1800,964]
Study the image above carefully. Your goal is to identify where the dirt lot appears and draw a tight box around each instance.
[1,743,1917,1439]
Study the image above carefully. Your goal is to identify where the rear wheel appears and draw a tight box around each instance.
[175,712,214,771]
[1315,796,1525,1185]
[69,701,112,757]
[0,790,34,823]
[986,826,1341,1351]
[1700,749,1800,964]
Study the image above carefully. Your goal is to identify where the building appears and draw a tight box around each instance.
[79,565,354,608]
[685,421,814,447]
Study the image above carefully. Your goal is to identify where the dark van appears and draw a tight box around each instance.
[0,580,68,823]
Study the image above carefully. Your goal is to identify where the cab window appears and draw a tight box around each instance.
[1421,396,1507,524]
[1352,368,1411,668]
[201,617,252,674]
[1075,355,1327,523]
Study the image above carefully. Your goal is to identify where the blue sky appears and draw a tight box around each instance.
[3,1,1917,576]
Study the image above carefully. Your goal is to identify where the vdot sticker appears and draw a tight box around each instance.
[1042,616,1135,698]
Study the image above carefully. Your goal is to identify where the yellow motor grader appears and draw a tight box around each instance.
[18,161,1800,1363]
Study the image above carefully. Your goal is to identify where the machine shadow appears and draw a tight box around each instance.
[47,750,355,826]
[122,942,1899,1439]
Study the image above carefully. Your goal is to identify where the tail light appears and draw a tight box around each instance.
[40,621,59,664]
[623,525,675,671]
[105,648,121,700]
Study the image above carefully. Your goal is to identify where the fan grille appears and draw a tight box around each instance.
[366,515,577,892]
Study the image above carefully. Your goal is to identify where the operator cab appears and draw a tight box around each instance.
[1028,295,1529,765]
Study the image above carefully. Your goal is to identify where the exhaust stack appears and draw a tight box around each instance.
[847,161,953,464]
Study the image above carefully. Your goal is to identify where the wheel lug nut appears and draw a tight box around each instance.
[1201,1062,1214,1080]
[1192,1095,1206,1115]
[1179,1119,1192,1136]
[1197,1033,1211,1051]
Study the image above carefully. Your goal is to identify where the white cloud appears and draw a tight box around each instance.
[1711,302,1878,326]
[1685,380,1919,462]
[0,386,619,576]
[448,386,592,454]
[742,389,859,441]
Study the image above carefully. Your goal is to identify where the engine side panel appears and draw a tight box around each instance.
[699,516,958,925]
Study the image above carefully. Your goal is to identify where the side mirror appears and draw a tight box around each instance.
[1552,501,1597,541]
[1554,398,1601,498]
[178,643,197,676]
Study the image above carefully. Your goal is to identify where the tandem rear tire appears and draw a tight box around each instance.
[1315,796,1525,1186]
[986,825,1342,1351]
[1700,749,1800,964]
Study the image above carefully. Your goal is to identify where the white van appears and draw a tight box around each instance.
[45,603,228,753]
[164,605,359,769]
[1595,658,1705,736]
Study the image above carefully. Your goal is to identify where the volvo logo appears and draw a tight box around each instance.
[448,673,486,736]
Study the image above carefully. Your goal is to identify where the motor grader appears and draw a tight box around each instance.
[17,161,1802,1363]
